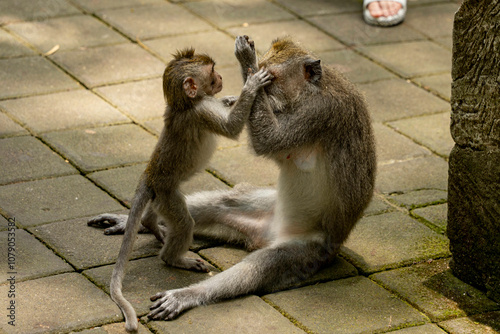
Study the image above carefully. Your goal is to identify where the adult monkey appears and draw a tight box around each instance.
[90,36,376,321]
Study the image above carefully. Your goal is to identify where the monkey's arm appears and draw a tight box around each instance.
[235,35,258,83]
[248,91,335,156]
[197,69,272,139]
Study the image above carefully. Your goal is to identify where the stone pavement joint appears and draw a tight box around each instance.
[0,0,498,333]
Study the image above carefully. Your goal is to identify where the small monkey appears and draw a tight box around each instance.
[90,36,375,322]
[100,48,272,332]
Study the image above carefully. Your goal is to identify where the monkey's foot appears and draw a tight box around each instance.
[167,257,210,273]
[148,288,199,320]
[87,213,139,235]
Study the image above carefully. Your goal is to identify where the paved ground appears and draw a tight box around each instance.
[0,0,499,333]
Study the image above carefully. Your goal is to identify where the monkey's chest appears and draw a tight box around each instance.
[277,151,329,220]
[192,133,217,170]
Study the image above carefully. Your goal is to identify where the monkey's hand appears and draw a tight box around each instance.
[244,68,274,93]
[148,288,199,321]
[235,35,257,71]
[220,95,238,107]
[87,213,148,235]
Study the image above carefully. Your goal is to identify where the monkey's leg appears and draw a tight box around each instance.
[187,186,276,250]
[140,207,167,243]
[154,191,210,272]
[148,237,333,320]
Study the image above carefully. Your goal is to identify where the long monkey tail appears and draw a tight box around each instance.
[110,177,154,332]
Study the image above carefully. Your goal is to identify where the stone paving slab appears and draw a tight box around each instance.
[341,211,450,274]
[0,0,81,25]
[71,0,163,12]
[405,3,458,39]
[0,136,75,185]
[0,273,121,333]
[77,322,153,334]
[376,155,449,194]
[50,44,165,88]
[438,312,500,334]
[0,229,72,282]
[388,189,447,209]
[264,276,429,334]
[6,15,128,53]
[84,255,219,317]
[199,246,250,271]
[227,20,344,55]
[412,203,448,234]
[370,259,500,322]
[96,3,213,41]
[0,113,28,138]
[360,78,450,122]
[373,122,431,164]
[0,216,8,231]
[274,0,360,17]
[94,78,164,121]
[145,30,237,67]
[434,36,453,51]
[310,13,425,46]
[149,295,305,334]
[413,73,451,101]
[318,49,396,84]
[142,118,163,136]
[88,164,229,206]
[87,163,146,205]
[388,112,454,158]
[209,144,279,187]
[0,56,80,99]
[0,29,34,58]
[358,41,452,79]
[363,195,393,216]
[0,175,123,227]
[29,215,160,270]
[184,0,295,29]
[390,324,447,333]
[0,90,130,134]
[41,124,157,173]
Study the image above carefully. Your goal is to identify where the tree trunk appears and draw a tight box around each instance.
[448,0,500,302]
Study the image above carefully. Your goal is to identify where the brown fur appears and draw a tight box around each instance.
[89,47,272,332]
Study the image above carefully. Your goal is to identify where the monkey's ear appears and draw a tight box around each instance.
[183,77,198,98]
[304,59,322,84]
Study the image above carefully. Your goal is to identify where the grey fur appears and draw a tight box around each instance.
[89,35,376,324]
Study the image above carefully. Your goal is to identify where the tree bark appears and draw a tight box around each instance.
[448,0,500,302]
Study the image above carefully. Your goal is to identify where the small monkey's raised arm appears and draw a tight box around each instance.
[195,67,272,139]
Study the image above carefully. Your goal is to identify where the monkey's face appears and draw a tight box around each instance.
[262,62,306,103]
[202,64,223,96]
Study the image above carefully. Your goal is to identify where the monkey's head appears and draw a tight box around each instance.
[163,48,223,111]
[258,38,322,103]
